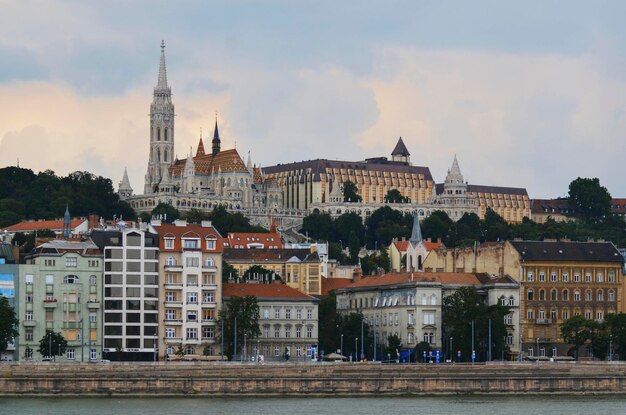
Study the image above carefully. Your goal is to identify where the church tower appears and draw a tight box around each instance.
[211,118,221,156]
[144,40,175,194]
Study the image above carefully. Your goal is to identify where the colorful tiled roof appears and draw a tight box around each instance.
[226,232,283,249]
[153,223,224,252]
[393,240,410,252]
[170,148,248,176]
[223,283,317,300]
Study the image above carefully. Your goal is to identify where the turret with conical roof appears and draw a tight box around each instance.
[196,129,205,157]
[409,212,423,246]
[63,203,71,239]
[118,168,134,199]
[391,137,411,165]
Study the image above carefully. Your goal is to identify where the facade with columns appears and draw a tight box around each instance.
[119,42,282,220]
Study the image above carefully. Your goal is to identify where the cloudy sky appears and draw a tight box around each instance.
[1,0,626,198]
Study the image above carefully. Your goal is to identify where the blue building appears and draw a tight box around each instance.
[0,243,18,361]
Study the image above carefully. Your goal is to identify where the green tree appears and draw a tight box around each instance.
[568,177,612,222]
[220,295,261,359]
[342,181,361,202]
[318,291,339,356]
[385,189,409,203]
[604,314,626,360]
[365,206,412,248]
[37,330,68,360]
[348,231,360,264]
[208,205,267,234]
[337,312,370,360]
[185,208,210,224]
[561,315,593,360]
[328,242,348,263]
[480,208,512,242]
[301,212,334,242]
[334,213,365,247]
[0,296,18,353]
[151,202,181,222]
[386,334,402,361]
[222,261,238,283]
[421,210,453,244]
[243,265,281,283]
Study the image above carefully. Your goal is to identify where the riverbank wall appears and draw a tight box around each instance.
[2,362,626,396]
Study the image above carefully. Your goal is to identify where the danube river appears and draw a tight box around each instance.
[1,396,626,415]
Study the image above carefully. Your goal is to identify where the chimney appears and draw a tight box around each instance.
[88,214,99,230]
[174,219,187,227]
[201,220,213,228]
[437,238,442,243]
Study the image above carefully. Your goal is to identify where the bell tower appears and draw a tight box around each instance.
[145,40,175,194]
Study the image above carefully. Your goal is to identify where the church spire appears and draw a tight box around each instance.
[196,128,206,157]
[409,212,422,246]
[212,113,221,156]
[63,203,71,239]
[156,40,168,90]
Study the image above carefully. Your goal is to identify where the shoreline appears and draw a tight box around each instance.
[3,362,626,397]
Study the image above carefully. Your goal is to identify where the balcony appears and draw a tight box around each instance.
[535,319,553,325]
[23,320,36,327]
[164,264,183,272]
[201,337,217,342]
[201,302,217,309]
[202,283,218,289]
[164,337,183,344]
[202,319,217,324]
[164,301,183,307]
[202,265,218,272]
[63,321,81,329]
[43,299,58,309]
[164,283,183,289]
[87,300,100,309]
[164,319,183,325]
[62,303,78,312]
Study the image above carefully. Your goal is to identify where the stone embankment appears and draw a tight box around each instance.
[1,362,626,396]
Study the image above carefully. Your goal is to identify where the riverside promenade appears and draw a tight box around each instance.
[2,362,626,396]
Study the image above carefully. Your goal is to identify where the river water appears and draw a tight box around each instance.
[1,396,626,415]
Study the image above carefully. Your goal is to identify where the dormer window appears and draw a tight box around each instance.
[164,238,175,249]
[205,238,216,250]
[183,239,199,249]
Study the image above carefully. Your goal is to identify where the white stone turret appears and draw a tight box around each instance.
[118,168,133,199]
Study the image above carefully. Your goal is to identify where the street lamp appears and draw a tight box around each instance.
[340,333,343,357]
[449,337,453,363]
[355,338,358,362]
[244,333,248,362]
[536,337,540,364]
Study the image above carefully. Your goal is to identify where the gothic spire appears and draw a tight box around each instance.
[212,113,221,156]
[196,128,206,157]
[63,203,71,239]
[445,154,464,185]
[156,40,169,90]
[409,212,422,246]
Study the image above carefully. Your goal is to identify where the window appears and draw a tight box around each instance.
[608,272,615,283]
[25,330,33,341]
[421,294,428,305]
[66,257,77,268]
[597,273,604,283]
[203,327,215,339]
[563,289,569,301]
[307,309,313,320]
[296,326,302,338]
[63,275,79,284]
[551,289,557,301]
[89,312,96,323]
[183,239,199,249]
[164,239,174,249]
[527,309,534,319]
[89,275,97,285]
[585,310,592,320]
[274,346,280,357]
[274,308,280,319]
[504,314,513,325]
[508,296,515,306]
[274,326,281,338]
[90,349,97,360]
[528,347,534,357]
[551,309,557,320]
[562,310,569,320]
[539,347,545,357]
[506,333,513,345]
[527,289,534,301]
[165,291,176,302]
[499,296,506,306]
[597,311,603,321]
[166,257,176,266]
[25,311,33,321]
[574,291,580,301]
[306,326,313,338]
[539,272,545,282]
[551,272,557,282]
[408,312,415,325]
[165,310,176,320]
[285,308,291,319]
[394,313,399,326]
[185,257,199,267]
[552,347,558,357]
[66,348,75,360]
[430,294,436,305]
[186,327,198,340]
[187,310,197,322]
[539,289,545,301]
[562,273,569,283]
[263,308,270,319]
[296,309,302,320]
[609,290,616,302]
[285,326,291,338]
[408,333,414,344]
[423,312,434,325]
[25,274,33,284]
[25,294,33,303]
[597,291,604,301]
[296,346,302,357]
[527,272,534,282]
[187,292,197,304]
[186,346,195,355]
[205,239,216,250]
[165,328,175,338]
[585,274,592,283]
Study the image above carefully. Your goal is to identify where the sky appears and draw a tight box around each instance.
[1,0,626,199]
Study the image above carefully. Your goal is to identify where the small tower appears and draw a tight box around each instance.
[63,204,71,239]
[391,137,411,165]
[196,129,206,157]
[212,116,221,156]
[406,212,424,272]
[118,168,134,199]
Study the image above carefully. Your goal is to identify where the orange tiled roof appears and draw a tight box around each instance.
[2,218,86,233]
[346,272,486,289]
[423,241,443,251]
[252,166,264,183]
[226,232,283,249]
[393,240,410,252]
[153,223,224,252]
[170,148,248,176]
[223,283,317,300]
[321,277,352,295]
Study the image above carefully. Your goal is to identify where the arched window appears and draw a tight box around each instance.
[508,296,515,306]
[429,332,435,344]
[205,257,215,267]
[407,333,414,344]
[585,290,592,301]
[63,275,79,284]
[185,346,195,355]
[550,289,557,301]
[574,290,581,301]
[539,289,545,301]
[421,294,427,305]
[499,296,506,306]
[430,294,436,305]
[423,332,430,343]
[166,256,176,266]
[562,289,569,301]
[89,275,97,285]
[609,290,616,302]
[597,290,604,301]
[527,289,534,301]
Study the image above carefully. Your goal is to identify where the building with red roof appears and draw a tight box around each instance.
[223,283,319,361]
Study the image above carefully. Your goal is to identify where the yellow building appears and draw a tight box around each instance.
[223,248,322,296]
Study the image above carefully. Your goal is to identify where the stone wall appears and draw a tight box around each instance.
[1,362,626,396]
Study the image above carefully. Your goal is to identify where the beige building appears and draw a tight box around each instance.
[223,283,319,361]
[223,248,322,296]
[336,272,520,359]
[151,219,223,358]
